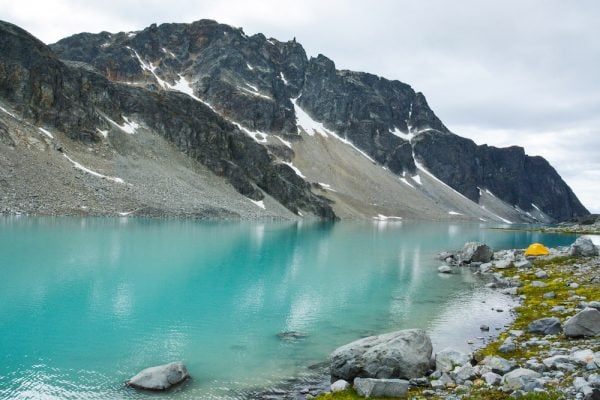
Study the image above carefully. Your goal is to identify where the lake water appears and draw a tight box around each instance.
[0,217,578,399]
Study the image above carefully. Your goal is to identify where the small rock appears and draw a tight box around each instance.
[509,330,524,337]
[482,371,502,386]
[438,265,452,273]
[543,291,556,299]
[527,317,561,335]
[569,282,580,289]
[564,308,600,337]
[499,337,516,353]
[408,377,429,387]
[531,281,548,288]
[480,324,490,331]
[277,331,308,341]
[453,364,477,383]
[572,349,595,365]
[535,270,549,279]
[353,378,409,398]
[494,259,513,269]
[330,379,350,392]
[514,260,531,269]
[127,361,188,391]
[480,355,517,374]
[543,355,571,369]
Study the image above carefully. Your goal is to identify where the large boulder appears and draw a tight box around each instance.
[564,308,600,337]
[353,378,409,398]
[527,317,561,335]
[330,329,432,381]
[127,362,188,391]
[570,237,599,257]
[460,242,493,263]
[501,368,541,391]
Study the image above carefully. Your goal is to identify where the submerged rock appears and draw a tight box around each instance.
[277,331,308,341]
[330,329,432,381]
[127,361,188,391]
[564,308,600,337]
[354,378,409,398]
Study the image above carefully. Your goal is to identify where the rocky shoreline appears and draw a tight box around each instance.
[311,238,599,399]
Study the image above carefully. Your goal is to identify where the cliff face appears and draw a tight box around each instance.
[0,19,588,221]
[0,20,336,219]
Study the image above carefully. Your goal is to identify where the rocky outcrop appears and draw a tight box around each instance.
[570,237,599,257]
[48,19,589,222]
[127,362,188,391]
[0,20,336,219]
[330,329,432,381]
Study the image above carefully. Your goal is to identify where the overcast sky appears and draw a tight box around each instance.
[2,0,599,212]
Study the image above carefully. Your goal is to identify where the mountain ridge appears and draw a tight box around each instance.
[0,19,589,221]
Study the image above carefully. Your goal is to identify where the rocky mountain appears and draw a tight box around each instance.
[0,19,589,221]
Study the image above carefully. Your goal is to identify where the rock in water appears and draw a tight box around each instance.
[564,308,600,337]
[330,329,432,381]
[353,378,409,398]
[570,237,599,257]
[527,317,561,335]
[438,265,452,273]
[460,242,493,263]
[127,362,188,391]
[277,331,307,341]
[435,348,470,373]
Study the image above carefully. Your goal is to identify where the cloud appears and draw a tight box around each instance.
[1,0,599,211]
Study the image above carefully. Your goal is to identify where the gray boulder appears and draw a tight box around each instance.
[353,378,409,398]
[435,348,470,373]
[438,265,452,273]
[330,379,350,392]
[480,356,517,374]
[570,237,599,257]
[527,317,561,335]
[501,368,541,391]
[127,362,188,391]
[452,364,477,384]
[461,242,493,263]
[498,337,516,353]
[514,260,531,269]
[482,371,502,386]
[330,329,432,381]
[564,308,600,337]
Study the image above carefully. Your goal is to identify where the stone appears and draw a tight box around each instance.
[501,368,541,391]
[330,329,432,381]
[408,377,429,387]
[330,379,350,392]
[574,376,589,391]
[564,308,600,337]
[543,355,571,369]
[514,260,531,269]
[437,265,452,273]
[480,263,493,273]
[480,324,490,331]
[572,349,595,365]
[494,259,513,269]
[499,337,516,353]
[127,361,188,391]
[453,364,477,383]
[480,355,517,374]
[570,237,599,257]
[531,281,548,288]
[569,282,580,289]
[509,330,524,337]
[435,348,470,373]
[353,378,409,398]
[438,251,454,261]
[543,291,556,299]
[527,317,561,335]
[535,270,549,279]
[461,242,493,263]
[482,371,502,386]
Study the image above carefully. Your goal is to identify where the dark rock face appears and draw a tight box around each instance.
[0,20,335,219]
[1,19,589,221]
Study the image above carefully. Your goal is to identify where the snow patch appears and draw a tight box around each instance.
[227,120,268,143]
[96,129,108,138]
[239,83,272,100]
[414,158,473,202]
[282,162,305,178]
[250,199,265,209]
[0,105,16,118]
[100,42,111,48]
[118,211,134,216]
[280,72,288,85]
[480,205,513,224]
[293,98,375,162]
[267,39,277,45]
[38,127,53,139]
[484,188,497,198]
[246,63,254,71]
[105,116,139,134]
[161,48,176,58]
[412,175,422,185]
[274,135,292,148]
[127,32,136,38]
[400,177,415,189]
[318,182,337,192]
[63,154,124,184]
[128,47,168,88]
[390,127,414,141]
[479,218,488,222]
[531,203,542,212]
[448,211,462,215]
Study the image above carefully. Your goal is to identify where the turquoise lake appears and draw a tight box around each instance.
[0,217,579,399]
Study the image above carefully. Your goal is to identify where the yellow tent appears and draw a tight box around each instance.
[524,243,550,256]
